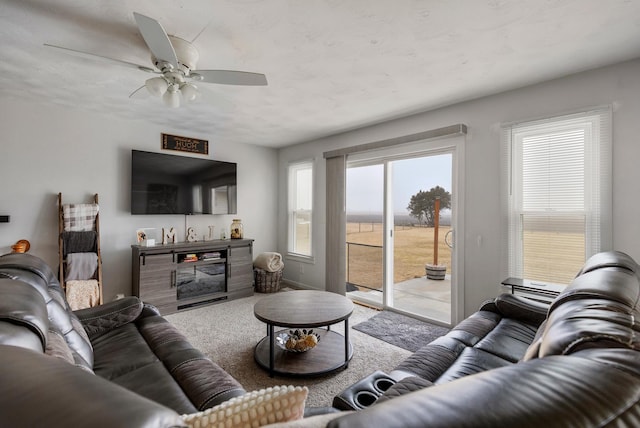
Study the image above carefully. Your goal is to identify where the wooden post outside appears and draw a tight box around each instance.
[433,197,440,265]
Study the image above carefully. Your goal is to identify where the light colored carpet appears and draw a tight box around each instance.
[165,291,412,407]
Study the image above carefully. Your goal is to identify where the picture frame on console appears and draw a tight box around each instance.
[136,228,157,247]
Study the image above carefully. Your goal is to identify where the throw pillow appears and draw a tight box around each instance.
[181,385,308,428]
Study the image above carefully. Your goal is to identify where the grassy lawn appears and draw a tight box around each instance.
[523,230,584,285]
[347,222,451,288]
[347,222,584,288]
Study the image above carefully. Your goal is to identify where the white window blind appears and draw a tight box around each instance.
[288,160,314,258]
[503,107,611,285]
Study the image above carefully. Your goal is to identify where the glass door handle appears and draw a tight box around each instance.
[445,230,454,249]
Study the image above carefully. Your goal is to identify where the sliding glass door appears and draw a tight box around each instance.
[346,147,457,325]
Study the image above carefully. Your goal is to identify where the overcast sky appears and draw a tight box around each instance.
[346,153,452,214]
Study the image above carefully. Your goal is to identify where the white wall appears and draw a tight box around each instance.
[277,58,640,318]
[0,100,279,301]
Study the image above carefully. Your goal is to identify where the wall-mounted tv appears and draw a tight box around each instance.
[131,150,237,215]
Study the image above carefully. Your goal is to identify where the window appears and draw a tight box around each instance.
[288,160,313,258]
[503,108,611,285]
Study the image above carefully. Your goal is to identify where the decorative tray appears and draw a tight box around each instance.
[276,329,320,353]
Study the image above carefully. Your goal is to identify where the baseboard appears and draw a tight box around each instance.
[281,278,321,291]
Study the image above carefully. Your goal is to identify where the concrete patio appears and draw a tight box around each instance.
[347,275,452,325]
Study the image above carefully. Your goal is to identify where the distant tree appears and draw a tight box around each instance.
[407,186,451,227]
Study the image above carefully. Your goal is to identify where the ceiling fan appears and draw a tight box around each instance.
[45,12,267,108]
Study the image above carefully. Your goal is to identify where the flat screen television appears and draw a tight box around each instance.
[131,150,237,215]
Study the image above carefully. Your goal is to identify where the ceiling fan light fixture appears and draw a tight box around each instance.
[145,76,168,97]
[162,84,181,108]
[180,83,199,102]
[46,13,268,109]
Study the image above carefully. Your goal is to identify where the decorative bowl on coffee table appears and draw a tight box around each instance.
[276,329,320,353]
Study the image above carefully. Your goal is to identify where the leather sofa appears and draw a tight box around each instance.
[332,292,548,412]
[319,250,640,427]
[0,252,245,427]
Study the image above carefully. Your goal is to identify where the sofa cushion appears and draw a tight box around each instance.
[91,323,159,379]
[435,346,514,384]
[474,317,539,362]
[136,314,245,410]
[90,320,199,413]
[110,360,201,414]
[493,293,549,325]
[392,336,464,381]
[447,311,501,346]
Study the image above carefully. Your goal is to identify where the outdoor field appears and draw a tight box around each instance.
[346,222,585,289]
[521,229,585,285]
[346,222,452,289]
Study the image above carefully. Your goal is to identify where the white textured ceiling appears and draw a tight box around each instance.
[1,0,639,148]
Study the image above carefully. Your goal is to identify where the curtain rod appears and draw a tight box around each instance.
[323,124,467,159]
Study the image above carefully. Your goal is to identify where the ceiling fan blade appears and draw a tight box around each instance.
[193,70,268,86]
[129,85,150,99]
[44,43,156,73]
[133,12,178,69]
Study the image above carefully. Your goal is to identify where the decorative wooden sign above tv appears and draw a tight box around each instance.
[162,133,208,155]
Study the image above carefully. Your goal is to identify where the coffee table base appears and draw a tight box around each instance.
[254,329,353,377]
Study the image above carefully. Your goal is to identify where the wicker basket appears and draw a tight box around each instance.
[254,267,283,293]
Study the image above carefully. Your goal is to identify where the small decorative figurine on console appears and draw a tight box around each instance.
[186,227,198,242]
[162,227,176,245]
[208,225,215,241]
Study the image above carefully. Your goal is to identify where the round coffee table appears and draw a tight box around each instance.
[254,290,354,377]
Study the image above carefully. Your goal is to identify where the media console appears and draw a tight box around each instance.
[132,239,254,315]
